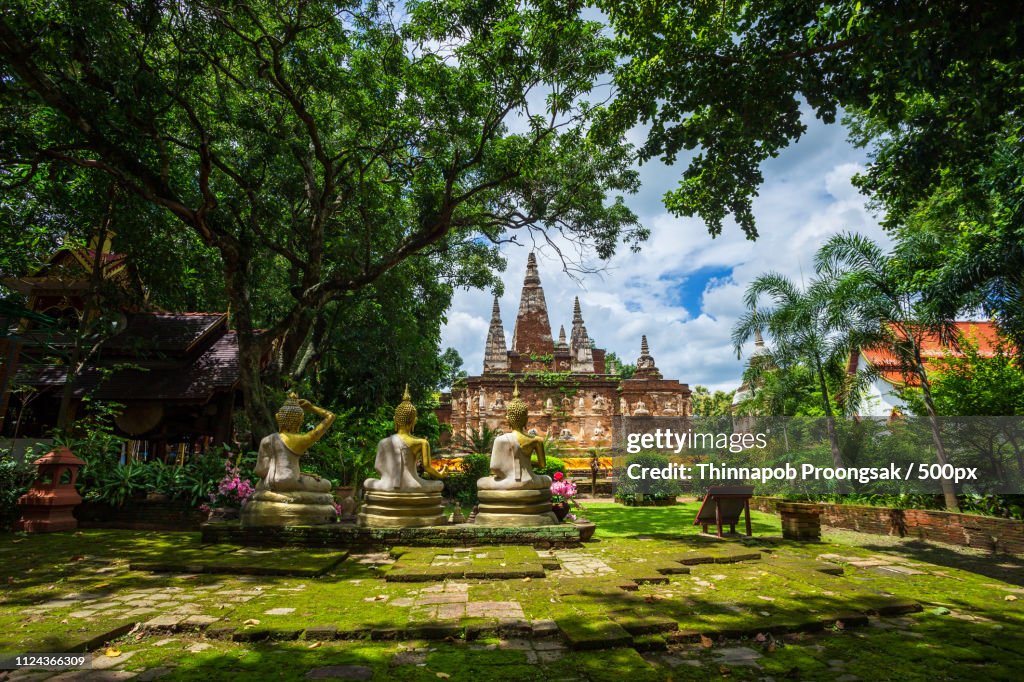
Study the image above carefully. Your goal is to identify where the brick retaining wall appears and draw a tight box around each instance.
[751,496,1024,554]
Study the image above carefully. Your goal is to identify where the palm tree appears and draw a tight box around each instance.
[732,273,855,491]
[452,423,502,455]
[815,232,960,511]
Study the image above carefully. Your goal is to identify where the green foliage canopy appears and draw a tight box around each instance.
[595,1,1024,238]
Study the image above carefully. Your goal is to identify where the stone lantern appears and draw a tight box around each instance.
[16,446,86,533]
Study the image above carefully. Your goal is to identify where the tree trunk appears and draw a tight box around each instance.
[224,249,275,446]
[915,360,959,511]
[816,363,848,493]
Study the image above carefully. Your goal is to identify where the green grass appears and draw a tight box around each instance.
[581,501,781,538]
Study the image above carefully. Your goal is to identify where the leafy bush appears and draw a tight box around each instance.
[141,460,184,497]
[0,450,38,530]
[178,452,233,507]
[305,406,392,488]
[443,453,491,507]
[535,454,567,479]
[89,462,147,507]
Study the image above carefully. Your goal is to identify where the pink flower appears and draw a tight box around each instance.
[554,471,564,481]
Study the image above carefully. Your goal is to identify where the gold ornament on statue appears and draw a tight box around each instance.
[506,382,528,430]
[275,392,304,433]
[394,384,417,430]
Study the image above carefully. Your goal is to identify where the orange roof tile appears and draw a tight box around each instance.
[858,321,1006,387]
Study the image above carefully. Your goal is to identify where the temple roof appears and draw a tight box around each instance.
[13,313,241,403]
[853,321,1005,386]
[104,312,226,355]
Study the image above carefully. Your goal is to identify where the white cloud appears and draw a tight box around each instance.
[441,114,889,394]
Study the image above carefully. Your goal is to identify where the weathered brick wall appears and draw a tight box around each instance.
[75,499,207,530]
[751,496,1024,554]
[449,377,619,452]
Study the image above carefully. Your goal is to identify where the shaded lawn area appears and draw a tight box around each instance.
[581,501,781,538]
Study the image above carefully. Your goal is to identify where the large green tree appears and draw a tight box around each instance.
[0,1,645,437]
[891,134,1024,356]
[595,1,1024,238]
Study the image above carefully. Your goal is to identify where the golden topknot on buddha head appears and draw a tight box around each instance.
[275,392,305,433]
[506,383,528,431]
[394,384,418,432]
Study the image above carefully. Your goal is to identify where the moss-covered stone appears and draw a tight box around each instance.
[556,617,633,650]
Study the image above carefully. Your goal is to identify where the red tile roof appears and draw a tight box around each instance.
[857,321,1005,387]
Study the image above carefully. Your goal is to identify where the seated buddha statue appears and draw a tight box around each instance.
[253,393,334,493]
[474,384,557,526]
[241,393,337,527]
[478,385,551,491]
[364,386,444,493]
[358,385,447,528]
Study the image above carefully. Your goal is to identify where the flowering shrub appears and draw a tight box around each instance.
[200,461,255,512]
[550,474,578,503]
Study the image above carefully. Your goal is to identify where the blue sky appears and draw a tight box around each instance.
[440,109,891,393]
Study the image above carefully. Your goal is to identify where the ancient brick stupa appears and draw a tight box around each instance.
[439,253,693,451]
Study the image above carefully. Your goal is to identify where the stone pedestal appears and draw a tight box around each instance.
[358,490,446,528]
[475,487,558,527]
[776,502,822,541]
[241,490,336,528]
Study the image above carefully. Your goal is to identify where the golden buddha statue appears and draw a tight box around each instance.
[358,385,447,528]
[475,383,558,526]
[240,393,337,527]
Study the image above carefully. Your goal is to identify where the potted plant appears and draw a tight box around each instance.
[550,472,577,522]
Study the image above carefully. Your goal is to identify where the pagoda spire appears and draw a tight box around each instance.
[634,334,662,379]
[483,296,508,373]
[556,324,567,349]
[569,296,594,373]
[510,253,554,355]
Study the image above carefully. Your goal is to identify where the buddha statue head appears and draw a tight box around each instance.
[506,382,528,431]
[394,384,417,432]
[275,392,304,433]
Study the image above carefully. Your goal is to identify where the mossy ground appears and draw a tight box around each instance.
[2,503,1022,680]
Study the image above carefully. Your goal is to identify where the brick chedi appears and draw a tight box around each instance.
[444,255,692,453]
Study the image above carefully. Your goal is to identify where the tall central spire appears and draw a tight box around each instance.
[511,253,554,355]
